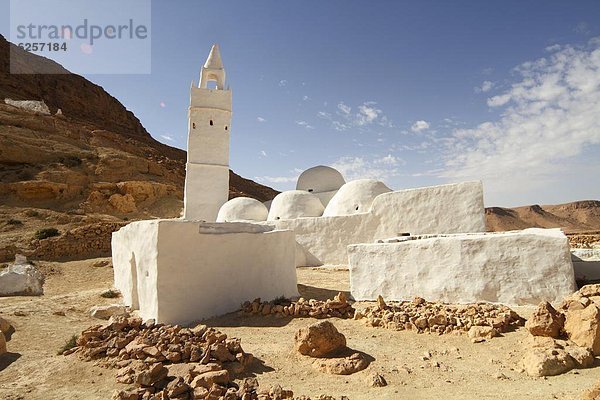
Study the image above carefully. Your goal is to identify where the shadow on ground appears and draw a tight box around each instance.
[298,284,350,301]
[0,352,21,372]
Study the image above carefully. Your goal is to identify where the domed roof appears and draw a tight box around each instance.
[323,179,391,217]
[267,190,325,221]
[216,197,268,222]
[296,166,346,194]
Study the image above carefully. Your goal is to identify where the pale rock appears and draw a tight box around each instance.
[467,326,498,340]
[0,316,11,335]
[90,304,128,320]
[525,301,565,338]
[366,372,387,387]
[521,347,576,377]
[564,303,600,355]
[0,256,45,296]
[312,352,369,375]
[294,321,347,357]
[565,345,594,368]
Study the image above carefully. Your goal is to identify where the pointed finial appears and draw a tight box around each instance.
[203,44,224,70]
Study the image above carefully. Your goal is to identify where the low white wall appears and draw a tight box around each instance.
[348,228,576,306]
[112,220,298,325]
[273,181,486,266]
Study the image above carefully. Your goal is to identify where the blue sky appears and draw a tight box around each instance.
[1,1,599,207]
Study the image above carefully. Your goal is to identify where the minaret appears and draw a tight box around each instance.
[183,44,231,221]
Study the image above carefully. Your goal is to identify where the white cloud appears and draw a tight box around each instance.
[303,95,310,101]
[411,120,430,132]
[332,155,403,182]
[279,79,288,87]
[440,40,600,205]
[295,120,314,129]
[257,116,266,122]
[255,175,298,184]
[322,101,392,131]
[575,22,591,36]
[475,80,494,93]
[337,102,351,115]
[260,150,267,157]
[160,134,174,142]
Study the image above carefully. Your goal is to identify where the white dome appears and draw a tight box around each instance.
[296,166,346,194]
[217,197,268,222]
[323,179,391,217]
[267,190,325,221]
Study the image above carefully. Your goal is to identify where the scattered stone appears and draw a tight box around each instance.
[295,321,347,357]
[89,304,128,320]
[521,347,576,377]
[0,255,44,296]
[92,260,110,268]
[241,292,355,319]
[361,297,523,336]
[366,372,387,387]
[468,326,498,340]
[525,301,565,338]
[563,303,600,356]
[312,352,370,375]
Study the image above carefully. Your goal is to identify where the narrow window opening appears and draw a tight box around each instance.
[209,120,214,126]
[308,189,313,193]
[355,206,360,211]
[225,126,228,131]
[192,123,196,129]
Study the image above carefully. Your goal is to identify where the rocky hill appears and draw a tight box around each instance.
[485,201,600,234]
[0,35,277,262]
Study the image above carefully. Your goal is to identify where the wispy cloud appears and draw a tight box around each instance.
[332,154,404,182]
[440,39,600,203]
[474,80,494,93]
[302,95,310,101]
[255,175,298,184]
[320,101,393,131]
[279,79,288,87]
[160,134,174,142]
[295,120,314,129]
[257,116,266,122]
[259,150,267,158]
[410,120,430,132]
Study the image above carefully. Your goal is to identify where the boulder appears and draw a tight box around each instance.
[294,321,347,357]
[311,352,369,375]
[0,256,44,296]
[0,316,11,335]
[564,303,600,355]
[90,304,128,320]
[525,301,565,338]
[565,345,594,368]
[467,326,498,340]
[521,347,576,377]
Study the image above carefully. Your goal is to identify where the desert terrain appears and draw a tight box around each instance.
[1,259,599,400]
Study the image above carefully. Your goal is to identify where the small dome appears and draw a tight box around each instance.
[217,197,268,222]
[323,179,391,217]
[267,190,325,221]
[296,166,346,194]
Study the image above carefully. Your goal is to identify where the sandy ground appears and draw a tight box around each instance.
[0,260,598,400]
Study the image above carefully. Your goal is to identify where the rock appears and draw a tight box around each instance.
[521,347,576,376]
[0,316,11,335]
[190,369,230,389]
[525,301,565,338]
[134,362,168,387]
[294,321,347,357]
[366,372,387,387]
[0,332,6,355]
[0,256,44,296]
[89,304,128,320]
[93,260,110,268]
[467,326,498,340]
[108,193,137,213]
[377,295,387,310]
[565,345,594,368]
[312,352,370,375]
[564,303,600,355]
[579,284,600,298]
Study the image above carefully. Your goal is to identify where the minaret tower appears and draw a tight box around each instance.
[183,44,231,221]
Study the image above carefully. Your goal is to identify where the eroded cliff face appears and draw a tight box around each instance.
[0,35,278,261]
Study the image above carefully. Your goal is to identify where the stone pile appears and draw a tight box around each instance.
[355,295,524,335]
[241,292,354,319]
[519,285,600,377]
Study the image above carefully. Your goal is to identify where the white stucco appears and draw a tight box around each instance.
[217,197,269,222]
[112,220,298,325]
[267,190,325,221]
[296,166,346,207]
[348,228,576,306]
[271,181,486,266]
[183,45,232,222]
[323,179,391,217]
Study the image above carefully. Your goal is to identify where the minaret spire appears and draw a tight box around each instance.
[200,44,226,90]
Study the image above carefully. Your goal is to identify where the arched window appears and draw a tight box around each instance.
[209,120,214,126]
